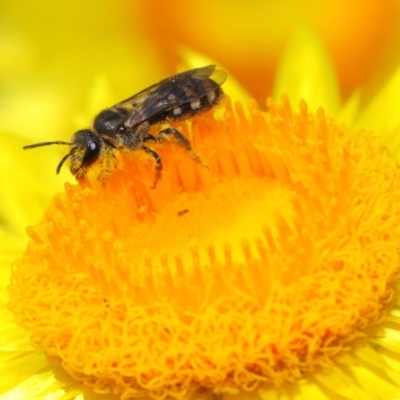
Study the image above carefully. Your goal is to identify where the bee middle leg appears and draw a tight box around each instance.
[142,146,162,189]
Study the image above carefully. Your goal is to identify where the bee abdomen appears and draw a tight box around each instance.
[150,87,223,125]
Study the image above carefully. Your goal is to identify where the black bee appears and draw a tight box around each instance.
[23,65,227,187]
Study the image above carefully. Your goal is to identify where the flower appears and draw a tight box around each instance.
[6,68,400,400]
[3,5,400,400]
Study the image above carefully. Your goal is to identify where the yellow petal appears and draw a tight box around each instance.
[336,90,361,127]
[273,23,341,114]
[356,62,400,156]
[0,351,50,396]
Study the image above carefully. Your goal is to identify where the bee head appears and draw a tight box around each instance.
[23,129,103,176]
[69,130,102,175]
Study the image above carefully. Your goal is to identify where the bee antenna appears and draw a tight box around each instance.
[56,147,78,174]
[23,141,71,150]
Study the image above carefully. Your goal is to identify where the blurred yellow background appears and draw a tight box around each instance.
[1,0,400,142]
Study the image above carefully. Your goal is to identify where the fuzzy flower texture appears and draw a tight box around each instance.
[8,80,400,400]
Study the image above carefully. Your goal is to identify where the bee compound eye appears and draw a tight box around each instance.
[89,141,97,151]
[82,139,101,167]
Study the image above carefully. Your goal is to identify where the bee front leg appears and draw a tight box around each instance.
[142,146,162,188]
[98,145,115,183]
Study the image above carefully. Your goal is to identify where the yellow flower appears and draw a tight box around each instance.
[4,19,400,399]
[3,1,400,397]
[8,92,400,399]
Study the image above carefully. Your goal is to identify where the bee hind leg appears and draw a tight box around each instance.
[157,126,191,149]
[157,126,205,167]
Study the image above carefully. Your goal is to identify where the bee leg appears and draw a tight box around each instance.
[142,133,158,143]
[142,146,162,188]
[157,126,191,149]
[157,127,204,166]
[98,146,114,183]
[74,167,88,180]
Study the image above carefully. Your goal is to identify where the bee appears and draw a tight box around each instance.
[23,65,227,187]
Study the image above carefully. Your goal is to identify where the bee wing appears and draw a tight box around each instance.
[111,65,227,128]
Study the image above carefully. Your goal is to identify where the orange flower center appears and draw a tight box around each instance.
[9,96,400,399]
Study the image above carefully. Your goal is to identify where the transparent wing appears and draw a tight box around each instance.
[111,65,227,128]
